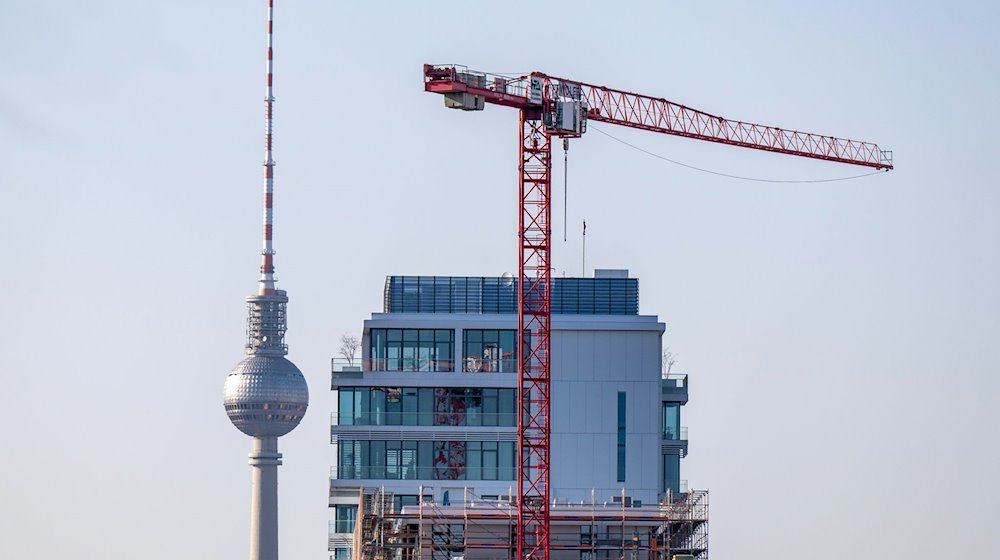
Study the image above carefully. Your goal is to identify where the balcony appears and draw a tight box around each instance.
[661,372,689,403]
[327,521,353,552]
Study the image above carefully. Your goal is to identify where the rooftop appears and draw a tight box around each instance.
[383,270,639,315]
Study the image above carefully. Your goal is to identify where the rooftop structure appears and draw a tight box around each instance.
[329,271,705,560]
[223,2,308,560]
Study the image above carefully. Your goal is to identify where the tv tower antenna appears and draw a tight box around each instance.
[259,0,277,297]
[223,2,309,560]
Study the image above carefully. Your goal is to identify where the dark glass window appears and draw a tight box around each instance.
[370,440,385,479]
[663,452,680,494]
[402,388,418,426]
[662,402,680,440]
[338,440,368,480]
[617,392,626,482]
[392,494,432,511]
[463,329,517,372]
[465,441,503,480]
[337,440,515,481]
[499,441,515,480]
[338,387,515,427]
[334,505,357,533]
[370,328,454,372]
[338,388,354,426]
[383,276,636,315]
[386,388,401,425]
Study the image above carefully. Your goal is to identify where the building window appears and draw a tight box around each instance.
[465,441,515,480]
[663,452,680,494]
[580,524,594,545]
[333,548,351,560]
[337,440,516,481]
[431,524,465,547]
[463,329,517,372]
[392,494,432,511]
[334,505,357,533]
[369,329,454,372]
[661,402,680,440]
[617,392,626,482]
[337,387,515,427]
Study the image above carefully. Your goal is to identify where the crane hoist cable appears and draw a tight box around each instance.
[591,126,886,184]
[563,138,569,243]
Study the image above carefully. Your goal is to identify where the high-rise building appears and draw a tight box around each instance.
[328,271,707,560]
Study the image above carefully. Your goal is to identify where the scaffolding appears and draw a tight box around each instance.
[350,486,707,560]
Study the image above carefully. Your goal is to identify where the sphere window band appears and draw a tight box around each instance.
[224,355,309,438]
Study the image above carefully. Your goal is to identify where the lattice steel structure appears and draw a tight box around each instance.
[423,63,891,560]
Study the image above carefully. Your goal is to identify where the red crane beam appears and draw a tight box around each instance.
[517,108,552,560]
[422,63,893,560]
[423,64,893,170]
[568,75,892,169]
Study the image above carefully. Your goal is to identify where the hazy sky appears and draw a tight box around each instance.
[3,1,998,559]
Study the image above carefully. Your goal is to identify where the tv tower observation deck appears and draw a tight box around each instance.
[223,2,308,560]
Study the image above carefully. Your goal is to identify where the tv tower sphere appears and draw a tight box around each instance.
[224,354,309,438]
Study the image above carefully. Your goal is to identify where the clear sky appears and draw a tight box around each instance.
[2,1,998,558]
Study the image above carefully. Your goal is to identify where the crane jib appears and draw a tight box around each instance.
[421,61,893,560]
[423,64,893,170]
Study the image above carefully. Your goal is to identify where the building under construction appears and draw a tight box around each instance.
[329,273,707,560]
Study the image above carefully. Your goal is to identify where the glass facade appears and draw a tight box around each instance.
[617,392,626,482]
[662,402,680,439]
[337,387,516,427]
[384,276,517,314]
[369,329,454,372]
[383,276,639,315]
[333,548,351,560]
[463,329,517,372]
[337,439,516,481]
[334,505,357,533]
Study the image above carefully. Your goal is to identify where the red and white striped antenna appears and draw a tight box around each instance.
[258,0,277,296]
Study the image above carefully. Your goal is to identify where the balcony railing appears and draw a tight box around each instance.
[328,520,356,535]
[461,357,517,373]
[330,411,517,428]
[331,465,515,481]
[662,373,687,389]
[662,426,688,441]
[331,357,519,374]
[331,357,456,373]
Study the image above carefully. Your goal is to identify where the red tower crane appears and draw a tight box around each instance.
[422,64,893,560]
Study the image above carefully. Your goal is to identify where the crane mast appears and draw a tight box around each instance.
[423,63,893,560]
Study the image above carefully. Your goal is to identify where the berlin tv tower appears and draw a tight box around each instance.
[223,2,309,559]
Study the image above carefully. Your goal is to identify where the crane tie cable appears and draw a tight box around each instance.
[590,125,886,184]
